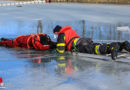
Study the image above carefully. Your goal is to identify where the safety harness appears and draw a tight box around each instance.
[65,37,79,51]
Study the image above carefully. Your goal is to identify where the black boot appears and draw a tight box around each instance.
[121,41,130,52]
[94,43,119,60]
[110,43,119,60]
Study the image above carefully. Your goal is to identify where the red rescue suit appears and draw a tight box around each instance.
[57,26,80,51]
[0,33,52,50]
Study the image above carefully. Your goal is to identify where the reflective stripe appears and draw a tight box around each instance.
[58,63,66,67]
[106,43,110,47]
[56,48,65,53]
[57,43,65,47]
[59,56,65,60]
[95,45,100,55]
[27,35,34,48]
[74,67,78,71]
[111,47,114,50]
[73,38,79,45]
[72,38,79,51]
[96,63,99,72]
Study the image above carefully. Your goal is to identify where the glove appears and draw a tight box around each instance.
[50,43,56,49]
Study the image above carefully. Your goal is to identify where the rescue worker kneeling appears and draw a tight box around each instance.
[0,33,56,50]
[53,25,130,60]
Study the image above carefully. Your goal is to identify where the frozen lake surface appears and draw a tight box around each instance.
[0,48,130,90]
[0,3,130,23]
[0,3,130,90]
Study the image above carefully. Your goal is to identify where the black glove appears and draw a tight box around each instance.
[50,43,56,49]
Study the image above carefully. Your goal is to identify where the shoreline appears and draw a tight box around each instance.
[0,0,130,5]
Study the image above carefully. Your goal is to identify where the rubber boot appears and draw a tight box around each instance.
[98,43,119,60]
[121,41,130,52]
[109,43,119,60]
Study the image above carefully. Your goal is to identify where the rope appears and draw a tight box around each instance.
[0,1,46,7]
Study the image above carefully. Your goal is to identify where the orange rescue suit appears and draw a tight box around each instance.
[0,33,51,50]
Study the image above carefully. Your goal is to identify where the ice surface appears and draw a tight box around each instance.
[0,3,130,90]
[0,3,130,40]
[0,48,130,90]
[0,20,130,41]
[0,3,130,23]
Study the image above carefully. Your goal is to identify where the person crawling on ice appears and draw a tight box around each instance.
[0,33,56,50]
[53,25,130,60]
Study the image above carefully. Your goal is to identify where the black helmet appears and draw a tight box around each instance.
[53,25,62,33]
[39,34,51,45]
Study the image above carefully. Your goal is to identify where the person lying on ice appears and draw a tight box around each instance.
[0,33,56,50]
[53,25,130,60]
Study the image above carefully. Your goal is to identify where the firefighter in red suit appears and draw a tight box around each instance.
[53,25,130,60]
[53,25,80,53]
[0,33,56,50]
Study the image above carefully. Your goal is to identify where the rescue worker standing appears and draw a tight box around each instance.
[0,33,56,50]
[53,25,130,60]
